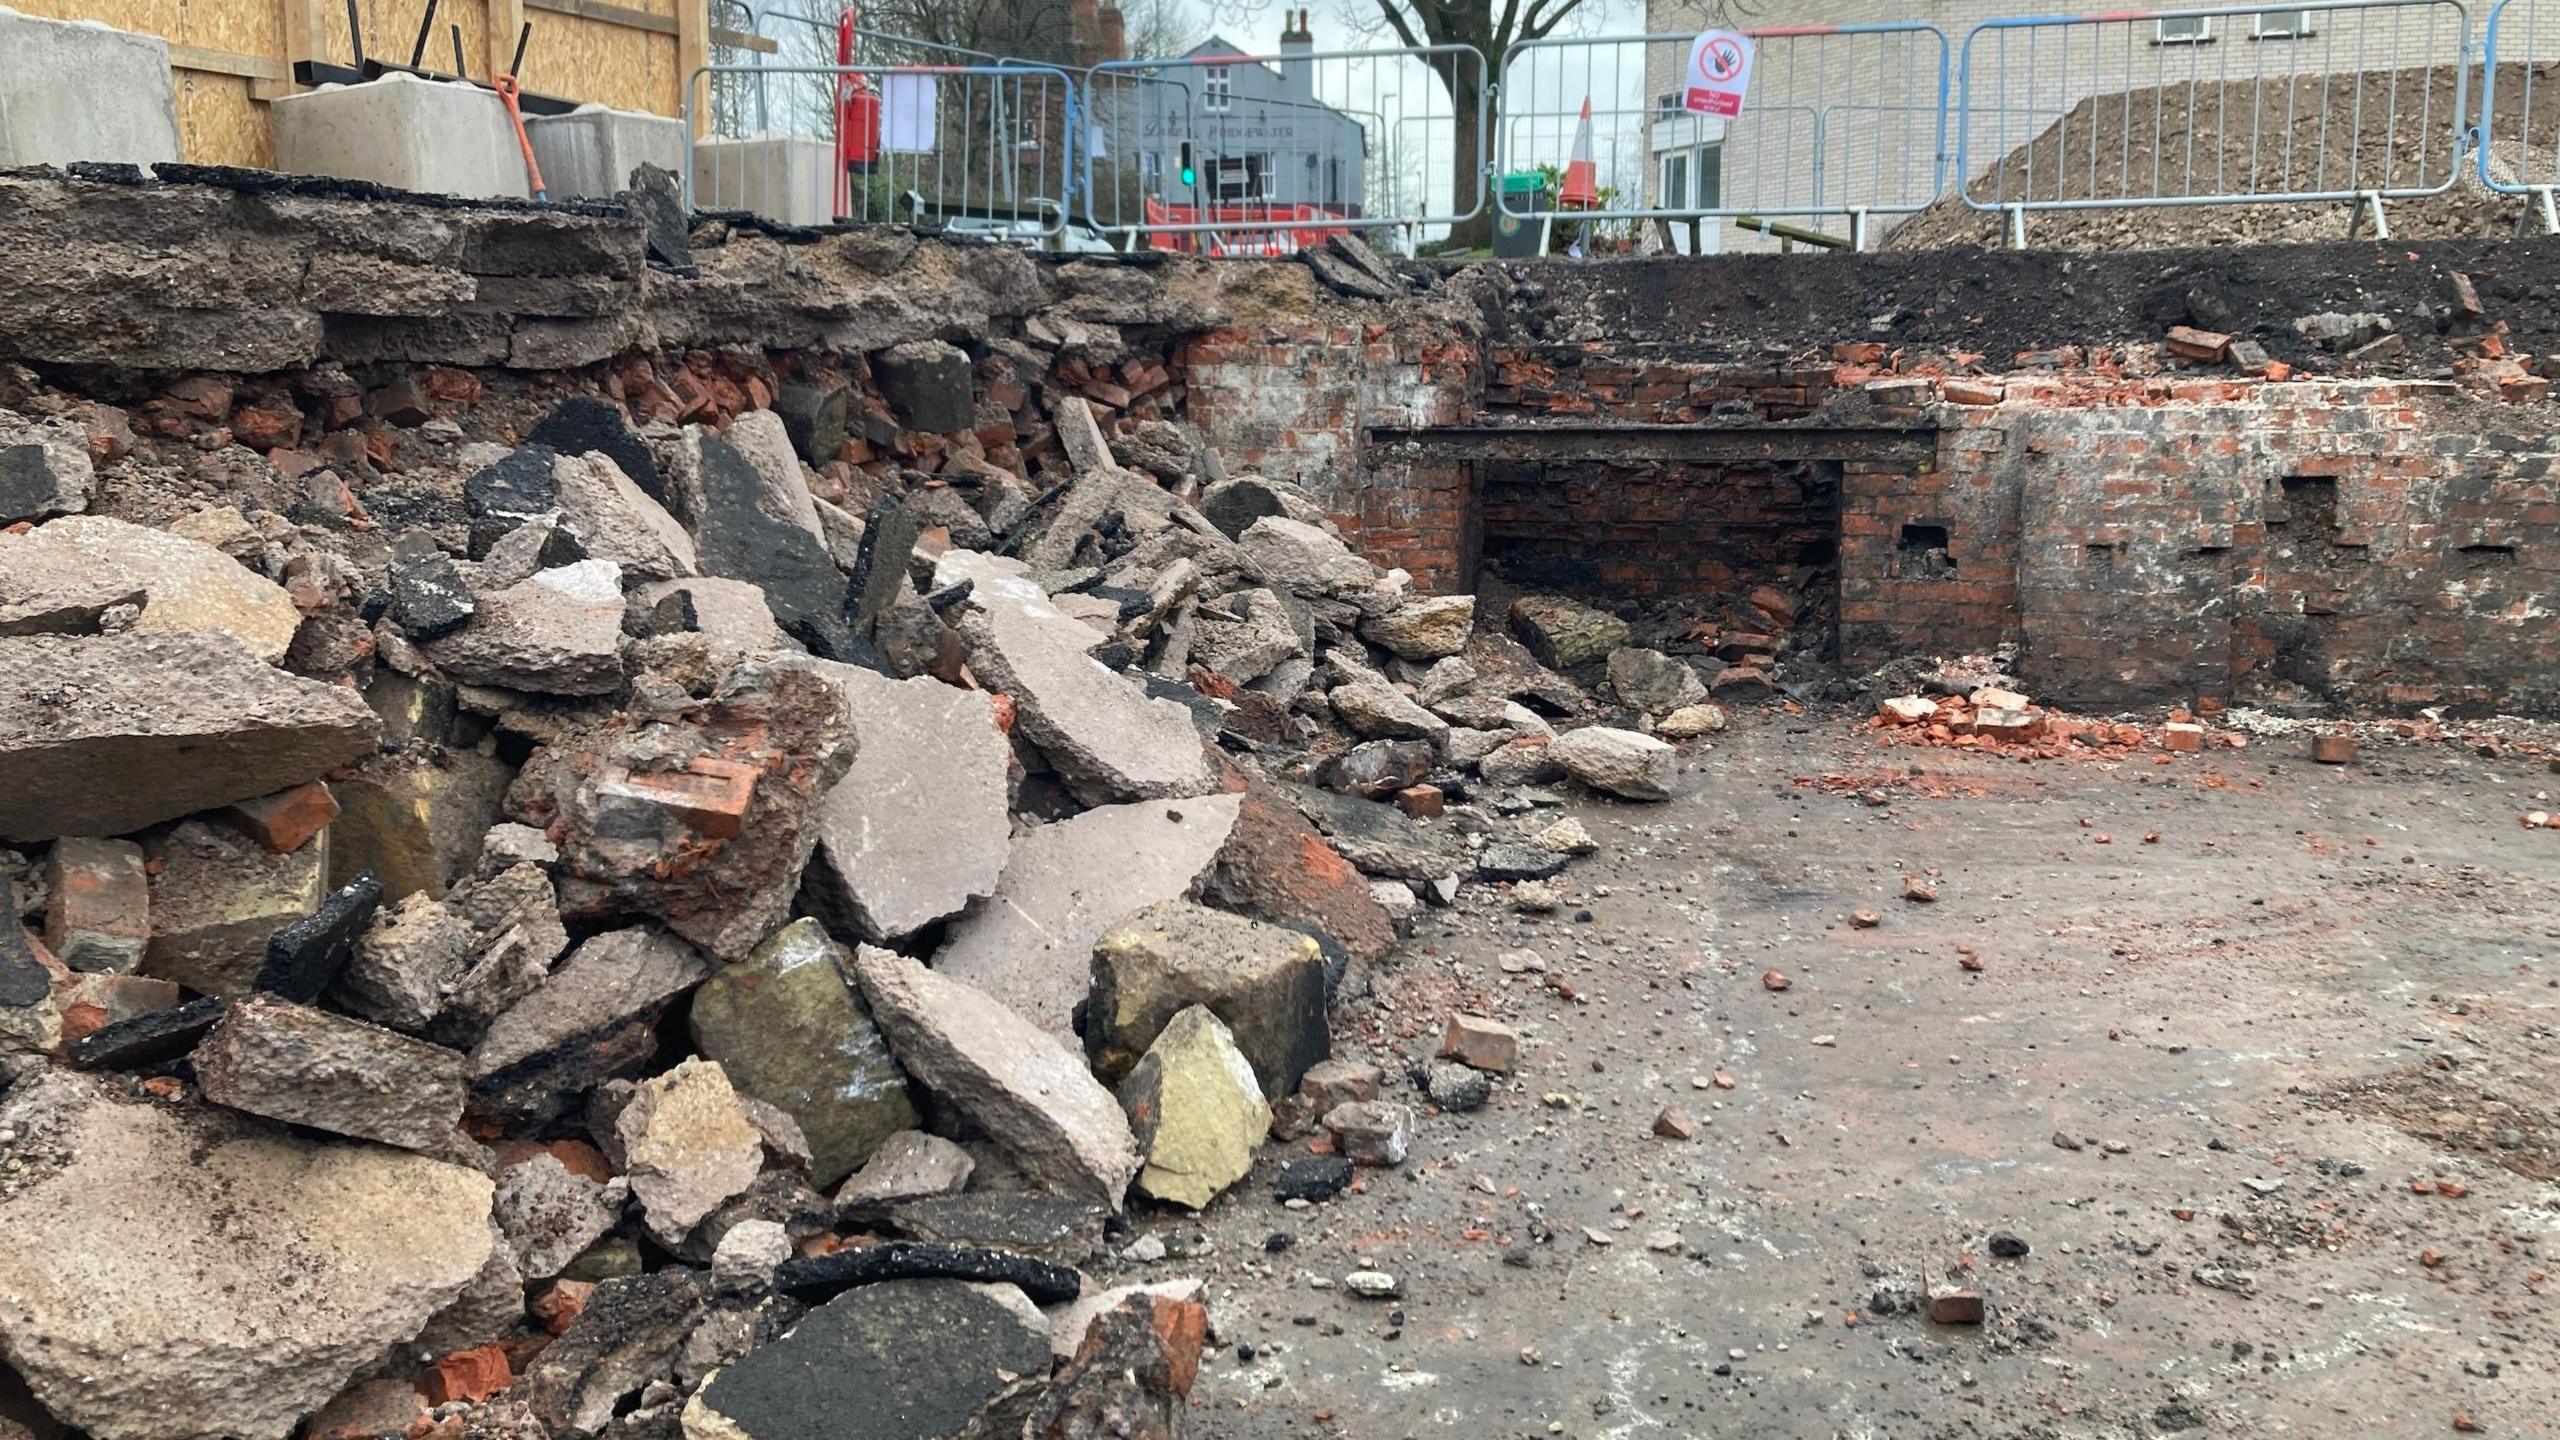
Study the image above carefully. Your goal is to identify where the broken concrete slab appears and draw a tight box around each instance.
[550,450,697,581]
[1508,594,1630,672]
[1548,725,1677,801]
[689,917,917,1188]
[958,593,1213,805]
[0,631,380,843]
[495,1151,628,1281]
[875,339,978,434]
[421,559,627,695]
[933,793,1241,1039]
[1328,679,1449,743]
[1045,1278,1207,1365]
[513,659,849,960]
[1361,594,1475,660]
[1606,647,1708,714]
[832,1130,975,1214]
[142,819,328,996]
[42,836,147,973]
[16,515,301,663]
[632,575,789,662]
[1118,1005,1271,1210]
[721,408,828,540]
[685,1278,1050,1440]
[464,444,561,555]
[1323,737,1436,799]
[854,947,1140,1209]
[336,891,475,1032]
[1087,899,1330,1100]
[0,1070,493,1440]
[194,995,467,1151]
[0,525,142,636]
[772,382,849,468]
[1239,516,1376,598]
[795,661,1012,944]
[470,925,709,1080]
[616,1056,766,1248]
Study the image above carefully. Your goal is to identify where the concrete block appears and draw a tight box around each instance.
[690,135,835,227]
[525,104,686,201]
[271,73,532,200]
[0,8,181,170]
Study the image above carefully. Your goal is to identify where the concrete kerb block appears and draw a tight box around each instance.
[0,7,181,170]
[271,72,533,200]
[524,104,688,201]
[690,134,835,227]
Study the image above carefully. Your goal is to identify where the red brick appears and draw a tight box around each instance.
[217,781,340,854]
[421,1345,511,1405]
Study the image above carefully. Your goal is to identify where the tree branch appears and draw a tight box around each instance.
[1521,0,1589,42]
[1369,0,1427,52]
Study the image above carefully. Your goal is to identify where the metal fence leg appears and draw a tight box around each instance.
[2004,204,2026,250]
[2527,188,2560,237]
[2353,191,2391,242]
[1849,207,1870,252]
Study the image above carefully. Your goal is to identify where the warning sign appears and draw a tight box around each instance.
[1683,29,1755,119]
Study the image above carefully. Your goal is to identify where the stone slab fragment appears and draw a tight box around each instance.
[0,1071,493,1440]
[933,794,1240,1041]
[0,632,379,843]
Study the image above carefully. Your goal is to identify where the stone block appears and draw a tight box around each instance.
[327,749,514,902]
[43,837,148,974]
[193,996,467,1152]
[1086,899,1330,1100]
[0,10,180,169]
[691,134,836,226]
[272,74,533,199]
[523,103,688,201]
[143,821,328,997]
[689,917,918,1188]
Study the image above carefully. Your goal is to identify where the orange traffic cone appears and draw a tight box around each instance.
[1558,97,1599,209]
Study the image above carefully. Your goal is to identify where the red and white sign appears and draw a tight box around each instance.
[1683,29,1755,119]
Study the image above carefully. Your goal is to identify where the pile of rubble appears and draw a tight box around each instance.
[1869,682,2244,760]
[0,361,1710,1440]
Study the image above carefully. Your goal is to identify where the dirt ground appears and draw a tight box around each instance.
[1128,711,2560,1437]
[1887,61,2559,252]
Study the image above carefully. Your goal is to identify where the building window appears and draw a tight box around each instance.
[1660,150,1688,210]
[2252,9,2314,38]
[1203,65,1232,113]
[1140,150,1160,186]
[1695,145,1721,210]
[1655,91,1682,120]
[2156,15,2214,43]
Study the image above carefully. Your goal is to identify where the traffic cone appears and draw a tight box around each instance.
[1558,97,1599,209]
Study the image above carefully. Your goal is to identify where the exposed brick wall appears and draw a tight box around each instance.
[1177,322,1480,589]
[1476,458,1845,601]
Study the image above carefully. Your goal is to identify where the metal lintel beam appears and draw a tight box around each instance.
[1365,425,1936,467]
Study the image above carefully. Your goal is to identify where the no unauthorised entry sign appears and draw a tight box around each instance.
[1683,29,1755,119]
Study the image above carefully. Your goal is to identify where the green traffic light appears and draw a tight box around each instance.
[1180,166,1196,186]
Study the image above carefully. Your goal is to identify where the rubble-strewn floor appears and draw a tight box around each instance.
[1162,715,2560,1438]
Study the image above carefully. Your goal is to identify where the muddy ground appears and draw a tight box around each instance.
[1131,713,2560,1438]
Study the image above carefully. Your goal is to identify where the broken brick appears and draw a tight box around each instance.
[217,781,342,855]
[2164,326,2232,362]
[1439,1014,1518,1074]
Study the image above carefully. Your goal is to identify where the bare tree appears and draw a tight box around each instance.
[1121,0,1203,58]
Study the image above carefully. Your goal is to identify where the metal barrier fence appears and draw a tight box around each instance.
[1495,24,1952,248]
[1083,45,1486,253]
[684,62,1078,233]
[2479,0,2560,230]
[1955,0,2474,243]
